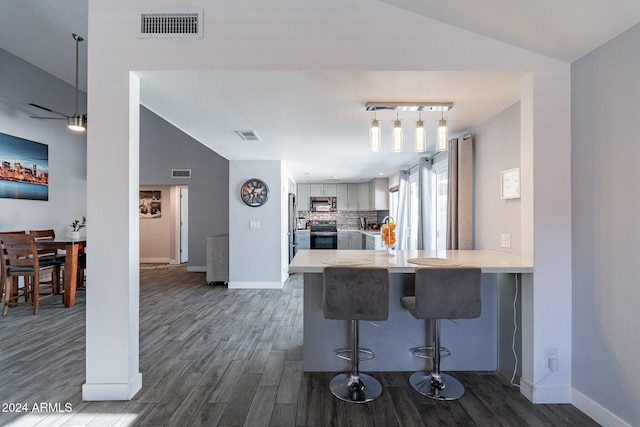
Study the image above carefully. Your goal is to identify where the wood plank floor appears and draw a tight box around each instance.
[0,266,599,426]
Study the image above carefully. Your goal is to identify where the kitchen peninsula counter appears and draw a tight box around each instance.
[289,249,533,372]
[289,249,533,274]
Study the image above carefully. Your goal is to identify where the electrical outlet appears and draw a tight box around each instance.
[545,348,558,371]
[249,220,261,229]
[501,233,511,248]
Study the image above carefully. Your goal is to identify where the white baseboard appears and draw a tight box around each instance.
[519,377,571,403]
[187,265,206,272]
[139,258,171,264]
[82,373,142,401]
[572,388,632,427]
[228,281,283,289]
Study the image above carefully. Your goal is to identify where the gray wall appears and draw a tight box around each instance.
[472,102,521,254]
[139,106,229,269]
[572,23,640,425]
[0,48,86,235]
[228,160,284,287]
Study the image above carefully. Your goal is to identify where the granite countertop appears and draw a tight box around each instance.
[289,249,534,274]
[337,229,381,236]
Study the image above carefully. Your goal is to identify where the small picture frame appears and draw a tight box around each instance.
[501,168,520,199]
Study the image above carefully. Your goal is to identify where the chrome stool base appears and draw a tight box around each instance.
[409,371,465,401]
[329,372,383,403]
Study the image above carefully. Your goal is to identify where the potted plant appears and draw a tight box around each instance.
[70,216,86,239]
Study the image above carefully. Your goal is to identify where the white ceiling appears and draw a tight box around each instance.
[1,1,639,183]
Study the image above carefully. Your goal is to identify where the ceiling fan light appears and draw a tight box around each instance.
[370,118,381,152]
[67,115,86,132]
[392,119,403,153]
[437,117,448,152]
[414,119,426,152]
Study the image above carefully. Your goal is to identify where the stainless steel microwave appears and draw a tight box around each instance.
[310,197,337,212]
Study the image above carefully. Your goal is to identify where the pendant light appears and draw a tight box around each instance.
[414,112,426,152]
[392,112,403,153]
[370,112,381,152]
[436,111,448,152]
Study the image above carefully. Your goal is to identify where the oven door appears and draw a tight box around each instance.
[310,232,338,249]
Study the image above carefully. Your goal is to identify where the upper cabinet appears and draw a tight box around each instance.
[299,179,388,212]
[370,178,389,210]
[357,183,370,210]
[309,183,337,197]
[337,183,360,211]
[297,184,310,211]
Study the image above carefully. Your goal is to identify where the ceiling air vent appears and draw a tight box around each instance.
[171,169,192,178]
[235,130,261,141]
[139,9,203,38]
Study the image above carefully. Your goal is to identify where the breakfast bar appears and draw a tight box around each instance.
[289,249,533,372]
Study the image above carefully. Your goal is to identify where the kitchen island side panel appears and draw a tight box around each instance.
[302,272,497,372]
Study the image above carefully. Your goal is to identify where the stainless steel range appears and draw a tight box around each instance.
[310,220,337,249]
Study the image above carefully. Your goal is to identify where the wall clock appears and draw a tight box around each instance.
[241,178,269,207]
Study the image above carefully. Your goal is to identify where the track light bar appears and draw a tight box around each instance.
[365,102,453,112]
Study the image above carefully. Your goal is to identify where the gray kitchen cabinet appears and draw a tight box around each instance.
[347,183,359,210]
[323,184,337,196]
[364,232,383,250]
[297,184,310,211]
[370,178,389,210]
[309,183,337,197]
[337,184,348,211]
[297,230,310,249]
[357,182,370,210]
[337,231,349,249]
[348,231,362,249]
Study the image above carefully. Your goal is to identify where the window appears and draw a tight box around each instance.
[390,156,448,251]
[408,170,419,250]
[433,155,448,251]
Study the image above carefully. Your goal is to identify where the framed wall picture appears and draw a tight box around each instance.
[139,190,162,218]
[0,132,49,201]
[501,168,520,199]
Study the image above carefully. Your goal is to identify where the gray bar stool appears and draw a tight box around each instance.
[400,267,481,400]
[323,266,389,403]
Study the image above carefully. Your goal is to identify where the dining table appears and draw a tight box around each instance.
[36,237,86,307]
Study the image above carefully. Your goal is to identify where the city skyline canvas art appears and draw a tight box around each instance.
[0,132,49,201]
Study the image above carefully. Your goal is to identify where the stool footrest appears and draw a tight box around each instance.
[410,345,451,360]
[336,347,375,362]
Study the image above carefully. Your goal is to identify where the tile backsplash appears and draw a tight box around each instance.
[297,210,390,230]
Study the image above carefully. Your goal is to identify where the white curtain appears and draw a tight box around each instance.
[395,170,409,250]
[417,157,433,250]
[447,135,474,249]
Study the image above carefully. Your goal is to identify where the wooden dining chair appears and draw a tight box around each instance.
[0,231,27,308]
[30,229,65,294]
[1,233,60,315]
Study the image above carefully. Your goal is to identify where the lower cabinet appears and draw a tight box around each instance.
[364,233,383,250]
[335,231,382,250]
[338,231,349,249]
[349,231,362,250]
[297,230,310,250]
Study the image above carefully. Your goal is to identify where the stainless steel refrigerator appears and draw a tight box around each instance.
[288,193,297,262]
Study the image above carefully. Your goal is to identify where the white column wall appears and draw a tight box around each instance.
[86,0,571,403]
[520,70,573,403]
[83,69,141,399]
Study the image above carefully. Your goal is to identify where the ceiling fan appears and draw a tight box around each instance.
[29,33,87,132]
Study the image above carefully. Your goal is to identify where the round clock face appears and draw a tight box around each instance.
[241,178,269,207]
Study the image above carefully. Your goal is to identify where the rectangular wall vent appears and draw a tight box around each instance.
[171,169,192,178]
[139,9,203,38]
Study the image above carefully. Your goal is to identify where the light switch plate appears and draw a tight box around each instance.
[501,233,511,248]
[250,220,261,229]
